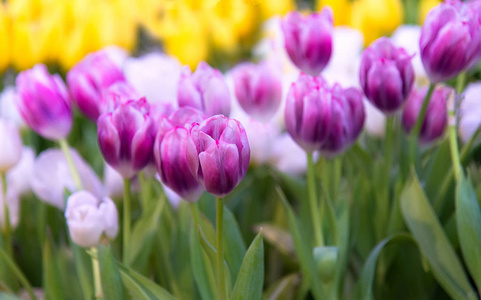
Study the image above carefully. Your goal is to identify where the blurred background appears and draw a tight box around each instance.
[0,0,439,73]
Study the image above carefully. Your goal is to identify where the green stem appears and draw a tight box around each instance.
[409,83,436,165]
[123,178,131,266]
[90,247,103,299]
[448,72,467,181]
[216,197,226,300]
[0,247,37,300]
[385,116,394,200]
[1,173,12,257]
[307,153,324,247]
[59,138,83,190]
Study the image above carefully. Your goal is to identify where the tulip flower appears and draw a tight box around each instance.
[7,147,35,196]
[285,73,365,155]
[187,115,250,197]
[0,119,22,173]
[319,85,365,157]
[359,37,414,114]
[31,148,105,210]
[420,0,481,82]
[459,82,481,143]
[15,64,72,140]
[67,50,126,121]
[99,81,139,116]
[178,62,231,117]
[402,86,450,144]
[65,191,118,248]
[281,9,333,75]
[231,61,282,121]
[154,126,204,201]
[97,99,154,179]
[284,73,332,153]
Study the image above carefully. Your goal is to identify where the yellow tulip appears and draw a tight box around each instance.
[161,9,209,68]
[350,0,403,45]
[317,0,351,26]
[259,0,294,19]
[419,0,441,24]
[0,6,10,71]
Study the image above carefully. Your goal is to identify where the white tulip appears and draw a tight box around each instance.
[31,148,105,209]
[65,191,118,248]
[0,119,22,173]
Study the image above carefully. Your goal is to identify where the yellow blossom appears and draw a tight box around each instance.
[350,0,403,45]
[419,0,441,23]
[316,0,351,26]
[0,6,10,71]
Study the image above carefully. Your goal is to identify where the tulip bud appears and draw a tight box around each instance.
[178,62,231,117]
[67,50,125,121]
[284,73,332,153]
[359,37,414,114]
[402,86,450,144]
[313,246,339,283]
[231,61,282,121]
[187,115,250,197]
[154,126,204,201]
[65,191,118,248]
[97,99,155,179]
[319,85,365,157]
[420,0,481,83]
[15,64,72,140]
[0,119,22,173]
[285,73,365,155]
[7,147,35,196]
[281,9,333,76]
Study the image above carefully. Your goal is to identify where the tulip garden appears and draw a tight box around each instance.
[2,0,481,299]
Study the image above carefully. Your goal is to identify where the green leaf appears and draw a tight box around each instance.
[0,247,36,300]
[190,224,217,300]
[231,232,264,300]
[127,195,165,265]
[354,233,413,300]
[42,237,66,300]
[400,171,476,300]
[72,243,93,299]
[98,243,125,300]
[223,206,246,284]
[456,173,481,292]
[276,187,326,299]
[117,263,176,300]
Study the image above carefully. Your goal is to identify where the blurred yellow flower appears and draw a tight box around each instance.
[316,0,351,26]
[0,6,10,71]
[419,0,441,23]
[350,0,403,45]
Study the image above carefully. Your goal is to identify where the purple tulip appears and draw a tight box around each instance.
[67,50,125,121]
[281,9,333,76]
[99,81,139,115]
[97,98,154,179]
[15,64,72,140]
[402,86,450,144]
[177,62,231,117]
[232,61,282,121]
[319,85,365,157]
[284,73,332,153]
[420,0,481,83]
[360,37,414,114]
[154,126,204,201]
[186,115,250,197]
[285,73,365,155]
